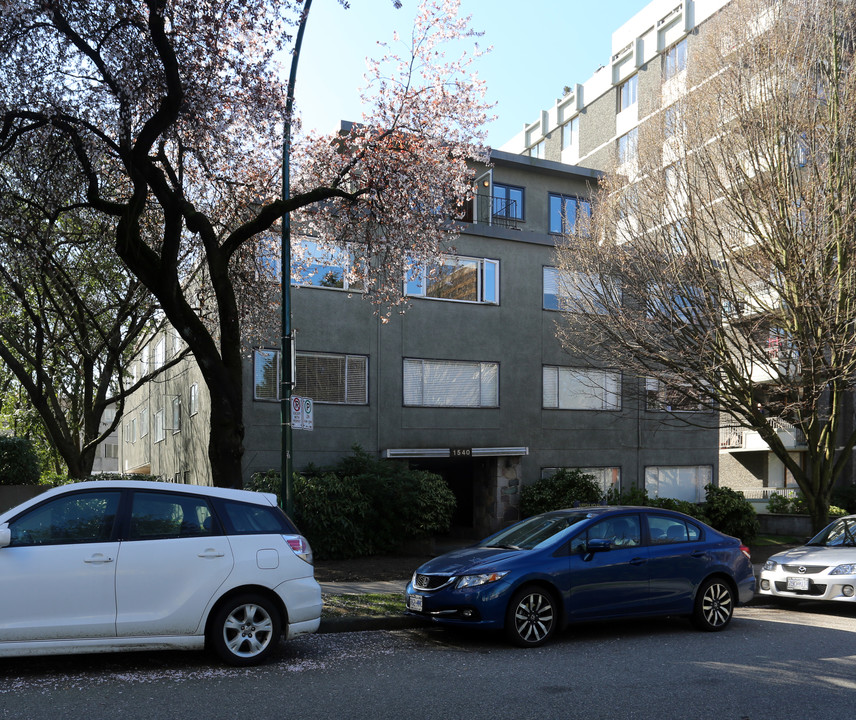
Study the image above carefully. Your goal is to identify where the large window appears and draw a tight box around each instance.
[645,378,705,412]
[541,467,620,495]
[406,255,499,304]
[645,465,711,503]
[664,38,688,81]
[403,358,498,408]
[542,367,621,410]
[253,349,280,401]
[543,267,616,314]
[295,352,368,405]
[491,183,524,221]
[561,117,579,152]
[293,239,362,291]
[618,128,638,166]
[549,194,592,235]
[618,74,638,112]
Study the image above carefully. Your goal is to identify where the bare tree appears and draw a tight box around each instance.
[555,0,856,532]
[0,0,491,487]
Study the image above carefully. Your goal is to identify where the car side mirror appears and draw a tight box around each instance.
[0,525,10,548]
[586,538,612,553]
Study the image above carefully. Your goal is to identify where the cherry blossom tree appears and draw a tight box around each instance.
[0,0,491,487]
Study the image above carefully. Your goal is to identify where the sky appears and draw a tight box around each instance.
[294,0,651,148]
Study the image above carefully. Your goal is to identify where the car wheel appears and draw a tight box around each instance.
[209,594,282,666]
[505,586,558,648]
[692,578,734,632]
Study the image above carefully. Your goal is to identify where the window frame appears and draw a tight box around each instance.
[292,238,364,292]
[618,74,638,112]
[548,193,592,236]
[253,348,280,402]
[295,351,369,406]
[406,254,500,305]
[542,366,622,411]
[664,38,688,82]
[617,127,638,166]
[491,183,524,221]
[403,358,499,409]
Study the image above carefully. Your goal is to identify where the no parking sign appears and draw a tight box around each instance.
[290,396,314,430]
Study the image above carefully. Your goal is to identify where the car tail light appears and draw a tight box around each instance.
[740,544,751,561]
[285,535,313,565]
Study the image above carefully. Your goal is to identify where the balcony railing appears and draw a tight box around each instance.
[473,192,523,230]
[720,417,806,451]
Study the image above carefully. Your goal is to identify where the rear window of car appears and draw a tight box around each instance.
[214,499,298,536]
[647,514,701,544]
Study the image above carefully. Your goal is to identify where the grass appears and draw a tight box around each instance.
[321,593,404,619]
[751,533,805,547]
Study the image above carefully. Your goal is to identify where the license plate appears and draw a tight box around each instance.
[407,594,423,612]
[787,576,810,591]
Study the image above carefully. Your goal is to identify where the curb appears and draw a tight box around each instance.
[318,614,425,634]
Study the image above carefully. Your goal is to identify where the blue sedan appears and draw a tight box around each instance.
[405,506,755,647]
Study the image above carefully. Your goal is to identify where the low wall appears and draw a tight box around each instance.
[758,513,813,538]
[0,485,49,514]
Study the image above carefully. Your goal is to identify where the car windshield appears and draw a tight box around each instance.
[807,517,856,547]
[479,513,590,551]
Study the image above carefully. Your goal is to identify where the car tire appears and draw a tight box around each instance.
[692,577,734,632]
[505,586,558,648]
[209,593,282,666]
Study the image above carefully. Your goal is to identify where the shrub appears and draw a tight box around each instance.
[520,469,602,517]
[0,437,40,486]
[831,485,856,514]
[702,484,759,542]
[650,496,708,523]
[249,448,456,560]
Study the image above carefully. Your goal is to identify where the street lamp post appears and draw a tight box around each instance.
[281,0,312,516]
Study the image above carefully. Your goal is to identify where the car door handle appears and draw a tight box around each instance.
[198,549,225,558]
[630,557,647,566]
[84,554,114,564]
[691,551,708,559]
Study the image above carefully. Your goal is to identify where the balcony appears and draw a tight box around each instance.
[720,417,806,452]
[471,192,523,230]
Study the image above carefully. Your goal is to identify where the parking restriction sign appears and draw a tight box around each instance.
[290,396,313,431]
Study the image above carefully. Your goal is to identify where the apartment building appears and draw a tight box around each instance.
[119,148,719,535]
[502,0,813,500]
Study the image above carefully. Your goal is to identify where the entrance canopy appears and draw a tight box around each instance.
[382,447,529,459]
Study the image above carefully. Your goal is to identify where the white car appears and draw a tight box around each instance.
[0,480,322,665]
[760,514,856,603]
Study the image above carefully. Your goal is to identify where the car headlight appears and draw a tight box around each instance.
[456,571,508,588]
[830,564,856,575]
[762,560,778,571]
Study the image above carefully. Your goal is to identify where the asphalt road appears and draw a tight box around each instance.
[1,601,854,720]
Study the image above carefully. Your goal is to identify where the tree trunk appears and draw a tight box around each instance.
[207,393,245,489]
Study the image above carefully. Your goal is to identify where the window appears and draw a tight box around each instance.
[130,417,137,443]
[491,183,524,221]
[171,395,181,434]
[154,337,165,370]
[103,443,119,459]
[645,465,711,503]
[664,38,687,81]
[571,515,641,552]
[529,140,545,159]
[214,499,298,536]
[543,267,616,313]
[140,346,149,376]
[9,491,121,546]
[549,194,592,235]
[154,409,165,443]
[140,406,149,438]
[617,128,638,166]
[618,74,638,112]
[403,358,499,408]
[128,491,217,540]
[172,331,182,357]
[647,514,701,544]
[645,378,705,412]
[295,352,368,405]
[542,367,621,410]
[561,117,579,151]
[254,349,280,401]
[406,255,499,304]
[293,239,363,291]
[664,104,684,139]
[189,383,199,416]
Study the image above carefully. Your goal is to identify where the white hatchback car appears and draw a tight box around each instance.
[760,514,856,603]
[0,480,322,665]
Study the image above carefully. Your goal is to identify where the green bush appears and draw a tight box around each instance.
[0,437,40,486]
[249,448,456,560]
[702,484,759,542]
[520,469,602,517]
[650,496,708,522]
[768,490,848,519]
[831,485,856,514]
